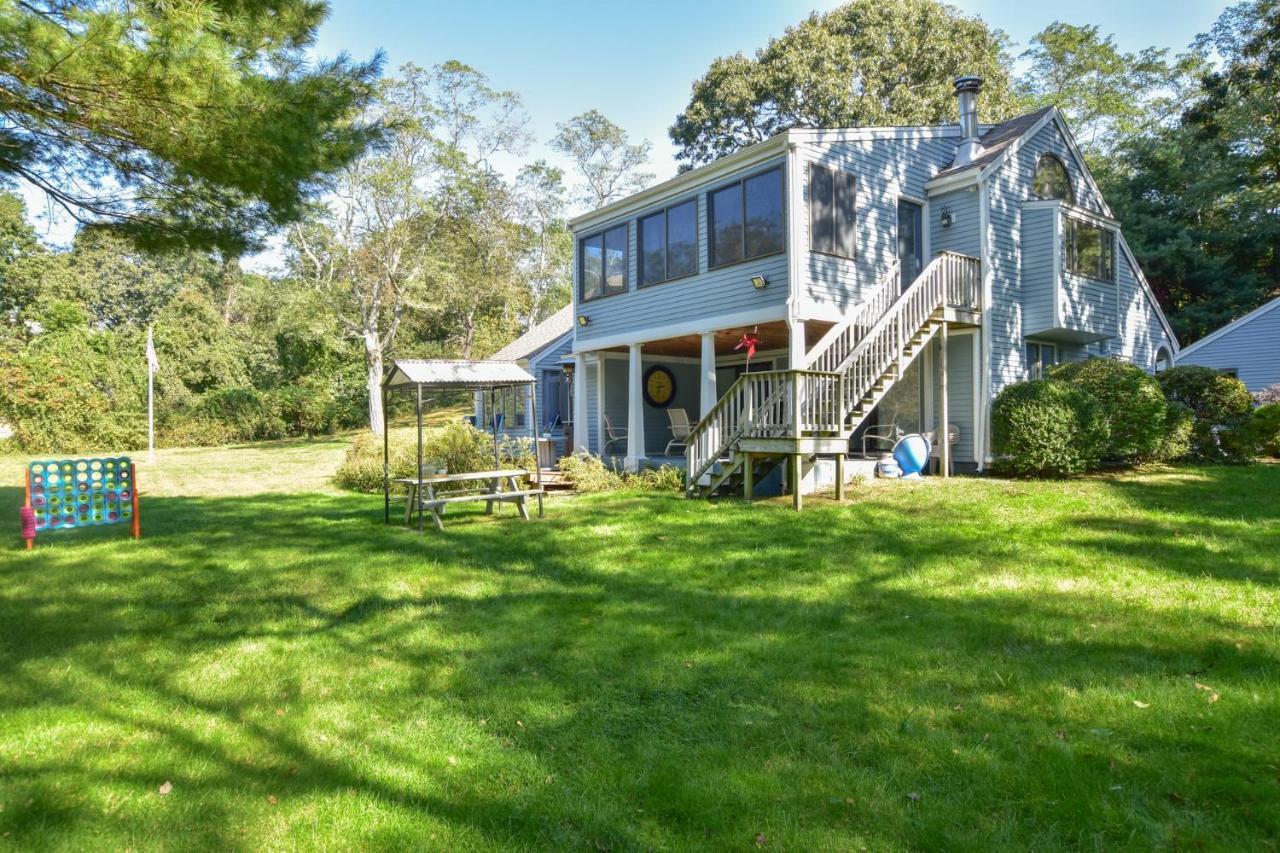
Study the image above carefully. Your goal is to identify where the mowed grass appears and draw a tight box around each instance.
[0,439,1277,850]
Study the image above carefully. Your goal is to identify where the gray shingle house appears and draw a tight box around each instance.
[564,77,1179,499]
[1174,297,1280,393]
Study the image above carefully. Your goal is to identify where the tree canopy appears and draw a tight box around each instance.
[668,0,1021,170]
[0,0,382,253]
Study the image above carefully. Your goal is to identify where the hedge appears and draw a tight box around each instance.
[991,380,1110,477]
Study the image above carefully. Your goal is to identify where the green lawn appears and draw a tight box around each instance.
[1,440,1277,850]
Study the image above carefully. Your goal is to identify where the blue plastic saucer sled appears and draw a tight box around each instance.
[892,434,933,479]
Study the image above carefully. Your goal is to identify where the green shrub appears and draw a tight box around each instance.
[557,451,625,492]
[1048,358,1171,464]
[0,328,147,453]
[631,464,685,492]
[1156,366,1254,461]
[196,387,287,442]
[1156,401,1194,462]
[334,422,536,494]
[991,380,1110,477]
[1242,403,1280,458]
[555,452,686,493]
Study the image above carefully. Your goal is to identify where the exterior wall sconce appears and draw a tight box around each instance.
[940,206,954,228]
[577,314,589,327]
[750,275,768,290]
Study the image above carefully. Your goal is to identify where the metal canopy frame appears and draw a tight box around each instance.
[380,359,543,532]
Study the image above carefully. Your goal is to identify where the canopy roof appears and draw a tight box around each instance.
[384,359,535,392]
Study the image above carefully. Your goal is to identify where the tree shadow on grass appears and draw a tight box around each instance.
[0,474,1277,848]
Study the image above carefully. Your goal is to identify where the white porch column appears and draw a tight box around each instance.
[699,332,717,418]
[572,353,587,453]
[625,343,647,471]
[787,319,806,369]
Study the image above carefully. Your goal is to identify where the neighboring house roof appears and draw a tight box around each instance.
[489,304,573,362]
[932,107,1055,180]
[384,359,534,391]
[1175,296,1280,360]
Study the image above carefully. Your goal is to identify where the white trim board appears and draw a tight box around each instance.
[1176,296,1280,360]
[571,305,788,354]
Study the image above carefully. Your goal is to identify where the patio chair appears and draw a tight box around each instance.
[664,408,692,456]
[861,423,904,458]
[601,413,628,456]
[928,424,960,475]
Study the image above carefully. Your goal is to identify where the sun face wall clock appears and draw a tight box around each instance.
[643,365,677,408]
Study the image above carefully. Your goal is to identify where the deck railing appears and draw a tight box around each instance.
[838,252,980,413]
[805,258,900,373]
[684,251,980,493]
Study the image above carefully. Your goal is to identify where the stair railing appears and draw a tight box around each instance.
[805,259,900,373]
[837,252,980,415]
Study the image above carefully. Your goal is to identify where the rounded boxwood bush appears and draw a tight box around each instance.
[1243,403,1280,458]
[1156,366,1254,461]
[992,379,1110,477]
[1048,358,1170,464]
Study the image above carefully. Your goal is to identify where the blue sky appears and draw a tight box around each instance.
[20,0,1235,256]
[315,0,1235,184]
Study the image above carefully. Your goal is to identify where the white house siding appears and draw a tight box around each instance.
[1176,300,1280,391]
[573,157,790,348]
[795,135,961,314]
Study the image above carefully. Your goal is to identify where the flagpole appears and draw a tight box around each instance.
[146,325,155,464]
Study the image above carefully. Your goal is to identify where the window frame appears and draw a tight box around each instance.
[1033,153,1075,203]
[708,165,787,271]
[1063,216,1116,284]
[637,197,700,288]
[578,223,630,302]
[808,162,857,259]
[1026,340,1059,380]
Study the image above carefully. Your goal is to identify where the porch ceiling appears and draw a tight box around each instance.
[603,320,833,359]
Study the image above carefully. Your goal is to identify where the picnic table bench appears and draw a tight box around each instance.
[395,469,544,532]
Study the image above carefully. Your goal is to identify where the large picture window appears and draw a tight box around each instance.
[580,224,629,301]
[709,166,785,268]
[1065,217,1115,282]
[809,163,856,258]
[638,198,698,286]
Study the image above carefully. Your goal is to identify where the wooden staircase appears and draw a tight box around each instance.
[685,252,981,501]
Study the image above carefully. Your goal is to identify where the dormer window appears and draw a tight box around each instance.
[1033,154,1074,202]
[1064,217,1115,283]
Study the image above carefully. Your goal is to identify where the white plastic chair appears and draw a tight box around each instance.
[601,413,628,455]
[928,424,960,475]
[664,408,692,456]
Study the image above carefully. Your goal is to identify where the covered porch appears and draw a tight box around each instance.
[570,318,836,471]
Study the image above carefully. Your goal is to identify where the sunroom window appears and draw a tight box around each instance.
[638,199,698,285]
[580,224,628,301]
[709,167,784,268]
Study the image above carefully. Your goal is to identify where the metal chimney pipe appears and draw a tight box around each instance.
[953,75,984,167]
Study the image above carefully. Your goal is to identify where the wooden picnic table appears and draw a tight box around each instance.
[394,469,544,532]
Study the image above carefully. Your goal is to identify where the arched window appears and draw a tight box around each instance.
[1033,154,1074,202]
[1154,346,1173,373]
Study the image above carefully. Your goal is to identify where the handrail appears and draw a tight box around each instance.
[835,252,980,414]
[685,252,979,493]
[805,258,900,372]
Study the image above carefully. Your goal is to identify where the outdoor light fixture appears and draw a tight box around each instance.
[940,205,954,228]
[577,314,590,327]
[750,275,768,290]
